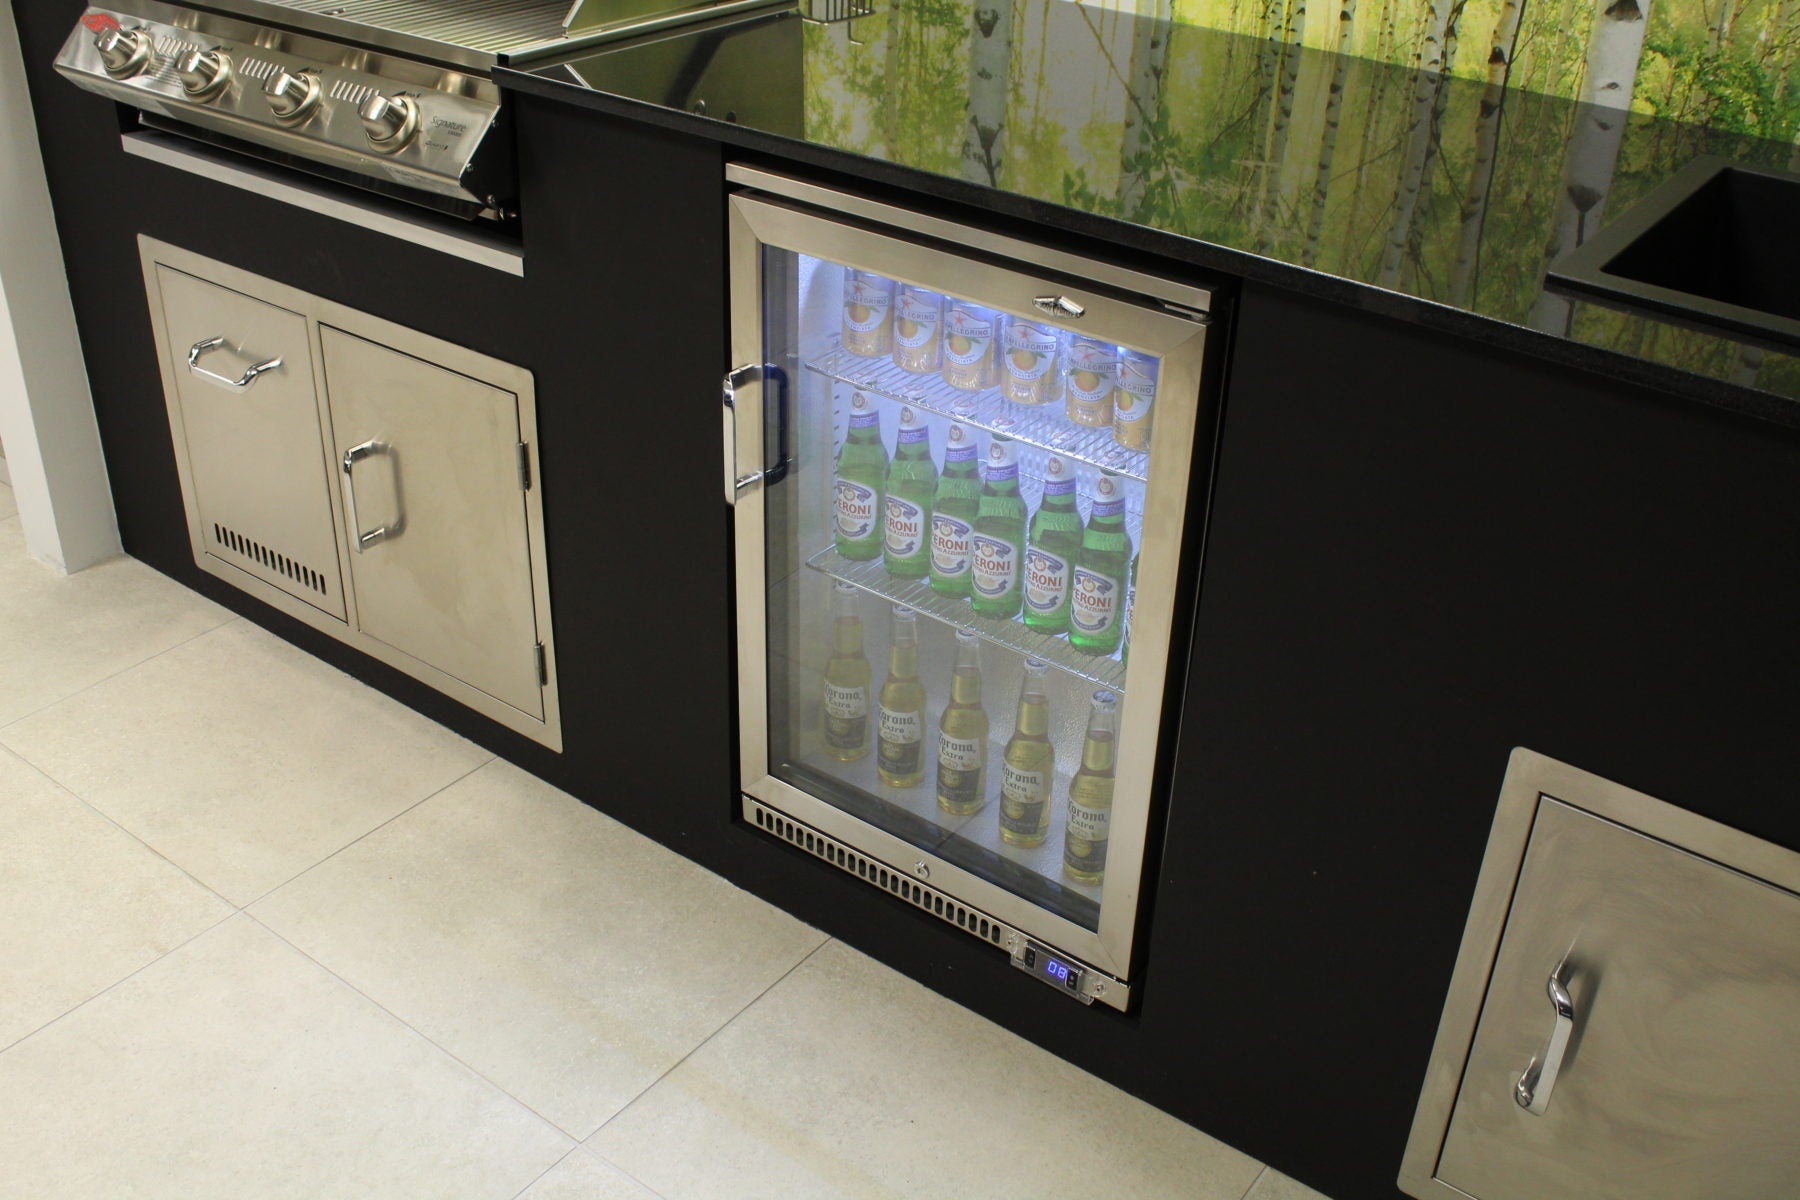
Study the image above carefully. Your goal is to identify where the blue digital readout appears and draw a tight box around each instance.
[1044,958,1071,983]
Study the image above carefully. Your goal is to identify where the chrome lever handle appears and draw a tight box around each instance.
[1515,967,1576,1115]
[1033,295,1086,320]
[187,337,283,393]
[340,439,404,552]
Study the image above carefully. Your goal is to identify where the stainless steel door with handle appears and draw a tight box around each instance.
[1401,750,1800,1200]
[319,325,544,720]
[154,265,346,619]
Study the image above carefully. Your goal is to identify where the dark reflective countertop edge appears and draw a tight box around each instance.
[497,66,1800,436]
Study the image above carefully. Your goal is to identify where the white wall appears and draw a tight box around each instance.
[1,3,120,572]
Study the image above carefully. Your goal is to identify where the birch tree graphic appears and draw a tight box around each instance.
[1377,0,1466,287]
[1118,0,1175,221]
[1302,0,1359,265]
[963,0,1014,185]
[1447,0,1526,303]
[1529,0,1653,335]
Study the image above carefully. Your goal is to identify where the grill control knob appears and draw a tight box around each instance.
[95,26,152,78]
[263,70,321,120]
[358,92,419,151]
[176,48,232,98]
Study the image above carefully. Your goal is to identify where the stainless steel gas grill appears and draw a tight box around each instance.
[54,0,779,221]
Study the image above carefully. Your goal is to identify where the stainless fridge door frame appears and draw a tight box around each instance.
[727,169,1211,993]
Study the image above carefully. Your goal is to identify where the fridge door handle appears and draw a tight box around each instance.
[721,362,788,506]
[1515,963,1577,1115]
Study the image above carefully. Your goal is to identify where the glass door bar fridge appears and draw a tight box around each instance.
[725,165,1216,1011]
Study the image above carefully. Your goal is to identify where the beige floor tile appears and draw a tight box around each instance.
[588,940,1263,1200]
[518,1150,663,1200]
[0,747,231,1048]
[1,620,490,905]
[1244,1167,1335,1200]
[0,915,571,1199]
[0,519,232,727]
[0,484,15,520]
[254,759,826,1138]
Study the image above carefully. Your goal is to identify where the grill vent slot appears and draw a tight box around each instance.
[213,522,329,596]
[748,799,1010,949]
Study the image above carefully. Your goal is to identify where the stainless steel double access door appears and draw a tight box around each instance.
[726,166,1215,1006]
[143,238,561,750]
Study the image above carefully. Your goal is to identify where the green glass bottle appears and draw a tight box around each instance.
[970,436,1026,619]
[935,630,989,815]
[821,582,871,762]
[999,658,1055,848]
[882,406,936,579]
[1022,455,1082,634]
[1062,690,1119,884]
[833,391,886,561]
[877,606,927,786]
[929,424,981,597]
[1069,471,1133,656]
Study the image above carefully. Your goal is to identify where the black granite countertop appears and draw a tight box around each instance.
[500,1,1800,426]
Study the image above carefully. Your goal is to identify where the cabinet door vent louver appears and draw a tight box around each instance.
[213,522,328,596]
[747,798,1012,949]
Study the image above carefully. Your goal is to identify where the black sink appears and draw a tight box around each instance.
[1547,156,1800,350]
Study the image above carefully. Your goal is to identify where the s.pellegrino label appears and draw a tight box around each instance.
[878,705,923,775]
[1070,568,1122,635]
[999,763,1049,836]
[971,535,1019,599]
[823,683,867,752]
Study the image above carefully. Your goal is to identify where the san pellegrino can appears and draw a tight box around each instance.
[1065,336,1119,427]
[970,436,1026,619]
[942,299,1000,390]
[891,285,943,373]
[1023,455,1082,633]
[1069,471,1133,655]
[877,605,926,787]
[821,582,871,762]
[1114,349,1157,449]
[842,270,894,357]
[1001,318,1063,406]
[936,630,989,815]
[883,406,936,579]
[1000,658,1056,847]
[1062,690,1119,883]
[929,423,980,597]
[834,391,886,561]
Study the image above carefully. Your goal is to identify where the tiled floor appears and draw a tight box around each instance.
[0,482,1329,1200]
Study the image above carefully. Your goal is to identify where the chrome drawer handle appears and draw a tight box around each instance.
[1515,965,1576,1115]
[187,336,283,393]
[341,439,404,552]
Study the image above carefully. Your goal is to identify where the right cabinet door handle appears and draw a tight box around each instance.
[1515,966,1576,1115]
[341,439,404,552]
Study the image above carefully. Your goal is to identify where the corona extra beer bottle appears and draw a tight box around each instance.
[999,659,1055,847]
[821,582,871,762]
[929,424,980,597]
[877,606,926,787]
[1022,455,1082,634]
[970,437,1026,619]
[935,631,989,815]
[1069,472,1132,656]
[1062,690,1118,884]
[883,407,936,579]
[833,391,886,561]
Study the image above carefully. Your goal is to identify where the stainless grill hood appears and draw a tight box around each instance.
[194,0,787,70]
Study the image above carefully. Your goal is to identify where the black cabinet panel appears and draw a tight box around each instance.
[1166,281,1800,1199]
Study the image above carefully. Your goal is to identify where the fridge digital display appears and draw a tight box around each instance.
[760,250,1162,935]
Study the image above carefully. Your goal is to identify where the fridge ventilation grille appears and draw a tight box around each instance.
[747,799,1016,949]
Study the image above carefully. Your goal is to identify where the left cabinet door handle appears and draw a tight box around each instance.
[341,439,404,552]
[187,336,282,392]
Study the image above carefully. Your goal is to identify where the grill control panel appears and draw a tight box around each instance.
[56,0,509,217]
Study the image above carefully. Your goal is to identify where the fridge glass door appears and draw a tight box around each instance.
[731,191,1208,978]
